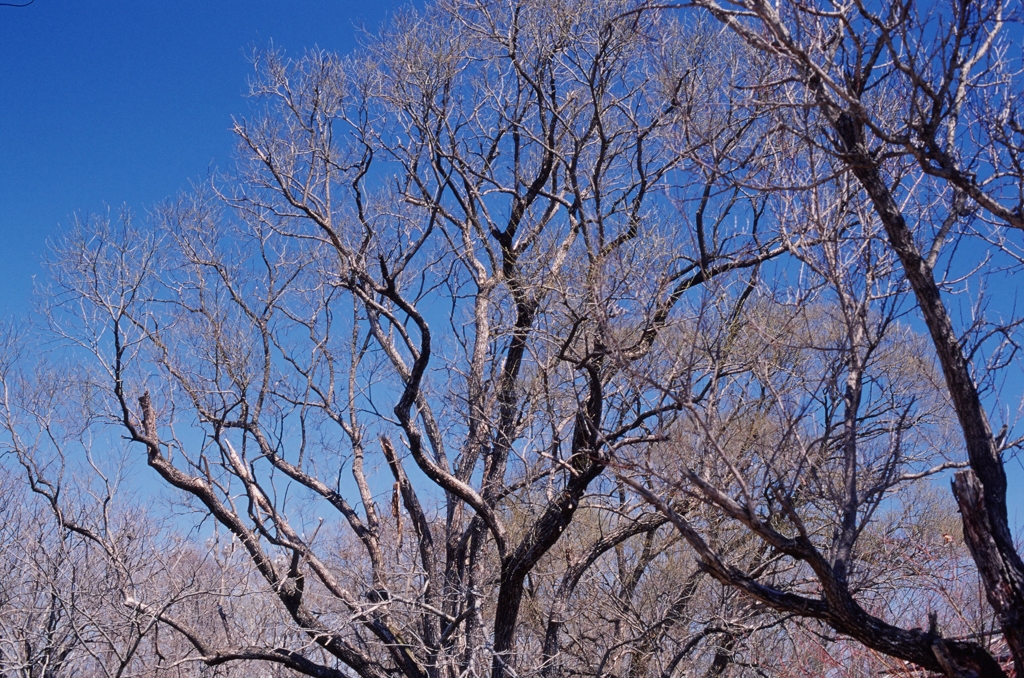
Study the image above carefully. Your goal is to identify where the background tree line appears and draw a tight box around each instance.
[0,0,1021,676]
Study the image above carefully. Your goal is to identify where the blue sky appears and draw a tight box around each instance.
[0,1,1020,531]
[0,0,403,315]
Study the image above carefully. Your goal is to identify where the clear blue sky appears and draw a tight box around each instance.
[0,0,403,315]
[0,1,1020,530]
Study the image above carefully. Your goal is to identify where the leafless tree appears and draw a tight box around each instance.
[616,0,1024,675]
[9,1,1021,677]
[24,2,793,677]
[0,394,159,677]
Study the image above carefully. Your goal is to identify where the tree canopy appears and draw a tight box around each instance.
[2,1,1022,677]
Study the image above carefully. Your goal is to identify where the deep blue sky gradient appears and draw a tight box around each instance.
[1,1,1020,531]
[0,0,403,314]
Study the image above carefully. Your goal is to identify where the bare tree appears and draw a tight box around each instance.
[10,1,1020,677]
[0,375,161,677]
[617,0,1024,675]
[26,2,791,677]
